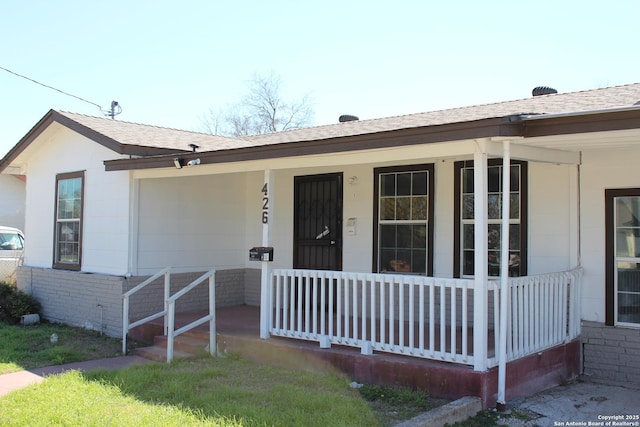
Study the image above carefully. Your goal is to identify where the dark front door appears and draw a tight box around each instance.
[293,173,342,270]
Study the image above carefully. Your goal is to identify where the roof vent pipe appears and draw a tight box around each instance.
[532,86,558,96]
[339,114,359,122]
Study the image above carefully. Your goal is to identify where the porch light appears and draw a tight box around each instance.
[174,158,184,169]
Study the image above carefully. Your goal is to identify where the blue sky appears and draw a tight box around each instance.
[1,0,638,157]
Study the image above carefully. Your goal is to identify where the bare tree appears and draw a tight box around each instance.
[201,72,314,136]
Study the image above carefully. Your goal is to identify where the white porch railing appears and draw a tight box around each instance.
[166,269,216,362]
[122,267,171,355]
[270,269,482,366]
[269,268,581,369]
[122,268,217,363]
[503,268,582,363]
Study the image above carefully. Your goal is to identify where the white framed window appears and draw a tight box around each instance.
[606,189,640,326]
[53,171,84,270]
[373,164,434,275]
[454,160,527,278]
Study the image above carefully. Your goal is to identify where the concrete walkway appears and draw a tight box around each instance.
[502,379,640,427]
[0,355,151,397]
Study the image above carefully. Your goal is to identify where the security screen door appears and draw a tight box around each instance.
[293,173,342,271]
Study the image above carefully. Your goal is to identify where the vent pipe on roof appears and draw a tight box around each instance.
[339,114,359,123]
[532,86,558,96]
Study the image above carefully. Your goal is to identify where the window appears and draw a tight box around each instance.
[373,164,434,275]
[606,189,640,326]
[454,160,527,278]
[53,171,84,270]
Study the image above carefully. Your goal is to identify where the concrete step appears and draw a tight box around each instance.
[133,345,193,362]
[153,335,211,354]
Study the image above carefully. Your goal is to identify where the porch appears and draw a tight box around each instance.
[128,267,582,409]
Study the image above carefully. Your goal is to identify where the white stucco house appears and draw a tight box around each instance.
[1,83,639,406]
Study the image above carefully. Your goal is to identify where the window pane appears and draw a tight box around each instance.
[463,195,474,219]
[462,169,473,194]
[509,251,521,277]
[463,224,474,250]
[488,250,500,277]
[411,249,427,274]
[380,249,397,272]
[510,165,520,192]
[488,194,501,219]
[617,263,640,293]
[616,229,640,257]
[391,251,412,272]
[397,173,412,196]
[412,224,427,248]
[488,224,501,249]
[510,193,520,220]
[396,225,412,248]
[618,293,640,324]
[380,225,396,248]
[396,197,411,220]
[412,196,428,220]
[463,250,474,276]
[488,166,501,193]
[509,224,520,250]
[412,172,427,195]
[381,198,395,220]
[56,222,80,263]
[381,174,396,197]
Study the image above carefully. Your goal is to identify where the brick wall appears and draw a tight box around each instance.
[17,266,261,338]
[16,267,124,337]
[582,321,640,386]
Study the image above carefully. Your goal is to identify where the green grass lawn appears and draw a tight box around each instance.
[0,322,129,374]
[1,355,383,426]
[0,321,447,426]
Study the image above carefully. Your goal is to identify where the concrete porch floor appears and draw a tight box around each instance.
[129,305,581,409]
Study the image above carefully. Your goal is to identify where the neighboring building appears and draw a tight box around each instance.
[0,173,25,230]
[1,83,639,405]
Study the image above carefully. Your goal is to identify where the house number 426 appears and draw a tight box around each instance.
[261,183,269,224]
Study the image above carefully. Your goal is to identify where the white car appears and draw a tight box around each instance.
[0,226,24,284]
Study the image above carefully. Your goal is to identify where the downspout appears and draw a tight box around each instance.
[497,140,511,411]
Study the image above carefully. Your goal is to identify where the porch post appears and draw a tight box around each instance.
[497,140,511,408]
[473,142,489,371]
[259,168,273,339]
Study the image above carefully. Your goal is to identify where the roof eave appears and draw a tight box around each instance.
[104,116,524,171]
[0,110,189,173]
[522,106,640,138]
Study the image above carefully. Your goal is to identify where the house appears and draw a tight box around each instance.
[1,83,639,407]
[0,173,25,230]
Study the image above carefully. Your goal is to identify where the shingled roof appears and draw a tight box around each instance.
[2,83,640,174]
[242,83,640,146]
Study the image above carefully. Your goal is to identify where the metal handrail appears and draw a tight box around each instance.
[166,269,216,362]
[122,267,171,354]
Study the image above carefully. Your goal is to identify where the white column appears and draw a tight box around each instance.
[473,142,489,371]
[259,169,273,339]
[497,141,511,407]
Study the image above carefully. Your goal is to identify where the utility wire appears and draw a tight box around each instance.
[0,64,103,110]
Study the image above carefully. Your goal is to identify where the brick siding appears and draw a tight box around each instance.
[17,266,262,338]
[582,321,640,386]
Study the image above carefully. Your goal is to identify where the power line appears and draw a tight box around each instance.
[0,64,103,111]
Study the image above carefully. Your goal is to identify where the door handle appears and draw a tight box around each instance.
[316,225,330,240]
